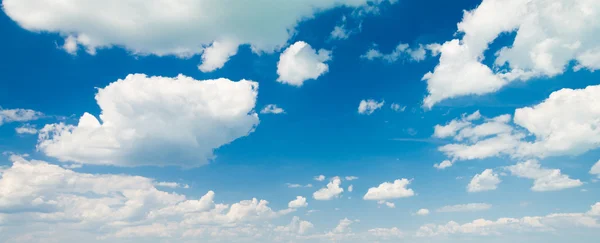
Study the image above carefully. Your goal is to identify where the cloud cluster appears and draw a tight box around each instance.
[3,0,396,71]
[36,74,259,167]
[313,177,344,200]
[422,0,600,107]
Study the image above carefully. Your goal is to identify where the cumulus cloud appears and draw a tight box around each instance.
[3,0,395,71]
[377,200,396,208]
[288,196,308,208]
[276,41,332,86]
[422,0,600,108]
[313,177,344,200]
[433,160,453,170]
[591,160,600,178]
[348,185,354,192]
[15,123,38,135]
[314,175,326,181]
[0,155,298,242]
[36,74,259,167]
[418,202,600,237]
[506,160,582,192]
[436,203,492,213]
[275,216,314,235]
[358,99,384,115]
[0,107,42,126]
[468,169,501,193]
[260,104,285,114]
[363,179,415,201]
[416,208,430,216]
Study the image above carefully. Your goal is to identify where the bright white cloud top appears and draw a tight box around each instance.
[507,160,582,192]
[363,179,415,201]
[276,41,332,86]
[467,169,501,193]
[313,176,344,200]
[36,74,259,167]
[422,0,600,108]
[358,99,384,115]
[0,107,42,126]
[288,196,308,208]
[2,0,396,72]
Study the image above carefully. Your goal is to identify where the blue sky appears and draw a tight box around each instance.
[0,0,599,242]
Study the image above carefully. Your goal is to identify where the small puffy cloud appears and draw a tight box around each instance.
[468,169,501,193]
[15,124,38,135]
[390,103,406,112]
[416,208,430,216]
[345,176,359,181]
[260,104,285,114]
[0,107,42,126]
[363,179,415,201]
[275,216,314,235]
[36,74,259,167]
[314,175,326,181]
[378,200,395,208]
[348,185,354,192]
[288,196,308,208]
[434,160,453,170]
[591,160,600,178]
[313,176,344,200]
[436,203,492,213]
[330,25,350,40]
[276,41,331,86]
[3,0,394,71]
[358,99,384,115]
[506,160,582,192]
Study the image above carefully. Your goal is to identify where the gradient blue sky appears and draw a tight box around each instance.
[0,0,599,242]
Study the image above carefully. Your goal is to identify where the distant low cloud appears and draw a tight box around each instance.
[358,99,384,115]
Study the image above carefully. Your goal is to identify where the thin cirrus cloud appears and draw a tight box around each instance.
[2,0,398,72]
[36,74,260,167]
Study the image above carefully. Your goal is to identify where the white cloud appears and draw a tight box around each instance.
[288,196,308,208]
[285,183,313,188]
[331,25,350,40]
[591,160,600,178]
[275,216,314,235]
[15,124,38,135]
[367,227,403,240]
[348,185,354,192]
[345,176,359,181]
[506,160,582,192]
[0,155,298,242]
[276,41,331,86]
[436,203,492,213]
[3,0,395,71]
[154,181,188,189]
[36,74,259,167]
[422,0,600,108]
[361,43,434,62]
[378,200,395,208]
[260,104,285,114]
[418,202,600,237]
[467,169,501,192]
[433,160,453,170]
[363,179,415,201]
[416,208,430,216]
[358,99,384,115]
[0,107,42,126]
[390,103,406,112]
[313,177,344,200]
[314,175,326,181]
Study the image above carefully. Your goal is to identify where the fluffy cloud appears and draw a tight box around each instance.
[275,216,314,235]
[0,155,298,242]
[418,202,600,237]
[288,196,308,208]
[15,124,38,135]
[348,185,354,192]
[3,0,395,71]
[314,175,326,181]
[506,160,582,192]
[0,107,42,126]
[436,203,492,213]
[313,177,344,200]
[591,160,600,178]
[363,179,415,201]
[36,74,259,167]
[416,208,430,216]
[361,43,437,62]
[390,103,406,112]
[276,41,332,86]
[467,169,501,193]
[357,99,384,115]
[422,0,600,108]
[433,160,453,170]
[260,104,285,114]
[377,200,395,208]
